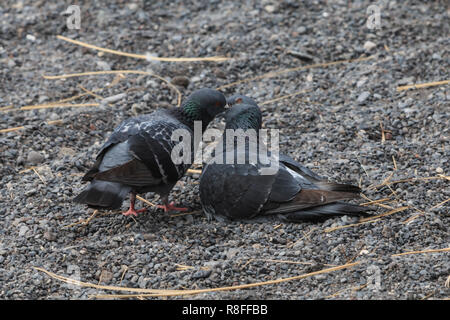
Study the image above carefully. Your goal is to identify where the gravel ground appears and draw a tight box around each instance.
[0,1,449,300]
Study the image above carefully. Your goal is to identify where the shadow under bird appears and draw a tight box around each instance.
[74,88,227,216]
[199,95,369,222]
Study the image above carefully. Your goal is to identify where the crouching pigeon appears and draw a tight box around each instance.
[74,88,227,216]
[199,95,369,222]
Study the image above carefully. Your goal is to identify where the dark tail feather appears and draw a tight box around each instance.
[277,202,370,222]
[315,181,361,193]
[73,180,131,209]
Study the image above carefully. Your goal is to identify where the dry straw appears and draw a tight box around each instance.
[396,79,449,91]
[57,35,229,62]
[42,70,182,107]
[34,261,361,298]
[34,247,449,298]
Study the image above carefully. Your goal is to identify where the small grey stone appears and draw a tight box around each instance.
[297,26,307,34]
[19,225,29,237]
[171,76,190,88]
[25,189,37,196]
[44,231,57,241]
[96,60,111,71]
[431,53,441,60]
[357,91,370,104]
[363,41,376,51]
[226,248,240,259]
[27,151,45,165]
[191,269,212,279]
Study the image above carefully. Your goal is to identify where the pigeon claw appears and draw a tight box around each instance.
[122,207,147,217]
[157,202,188,213]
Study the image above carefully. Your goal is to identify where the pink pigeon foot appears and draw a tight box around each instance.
[122,207,147,217]
[157,201,188,213]
[122,192,146,216]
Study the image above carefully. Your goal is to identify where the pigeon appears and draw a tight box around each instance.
[74,88,227,216]
[199,95,369,222]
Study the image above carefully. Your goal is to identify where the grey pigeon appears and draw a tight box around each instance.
[199,95,369,222]
[74,88,227,216]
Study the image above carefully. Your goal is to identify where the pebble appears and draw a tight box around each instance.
[363,41,376,51]
[171,76,190,88]
[357,91,370,104]
[26,34,36,41]
[27,151,45,165]
[264,5,276,13]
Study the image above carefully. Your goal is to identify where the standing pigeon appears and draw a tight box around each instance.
[199,95,369,222]
[74,88,227,216]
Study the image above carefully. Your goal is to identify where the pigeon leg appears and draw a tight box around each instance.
[157,196,188,212]
[122,192,147,217]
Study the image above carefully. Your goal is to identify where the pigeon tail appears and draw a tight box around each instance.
[73,180,131,209]
[277,202,370,222]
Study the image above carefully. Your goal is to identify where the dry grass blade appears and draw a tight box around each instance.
[325,283,367,299]
[0,125,27,133]
[31,167,47,184]
[136,195,156,207]
[0,105,13,111]
[360,198,392,206]
[57,35,229,62]
[368,175,449,190]
[42,70,182,107]
[20,103,100,111]
[216,55,374,90]
[286,227,318,248]
[429,197,450,210]
[78,85,104,100]
[0,120,63,133]
[62,210,99,229]
[169,210,202,218]
[252,258,336,267]
[396,79,449,91]
[34,262,360,298]
[358,206,410,223]
[391,247,450,257]
[324,218,381,233]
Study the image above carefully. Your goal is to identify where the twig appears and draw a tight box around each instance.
[0,120,63,133]
[78,85,104,100]
[429,197,450,210]
[391,247,450,257]
[135,195,157,207]
[396,79,449,91]
[368,175,449,190]
[251,258,336,267]
[56,35,229,62]
[21,103,100,111]
[34,261,360,298]
[324,218,381,233]
[360,198,392,206]
[62,210,99,229]
[358,206,410,223]
[169,210,202,218]
[42,70,182,107]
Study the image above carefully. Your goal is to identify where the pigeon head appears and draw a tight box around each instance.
[225,103,262,131]
[182,88,227,125]
[226,94,258,108]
